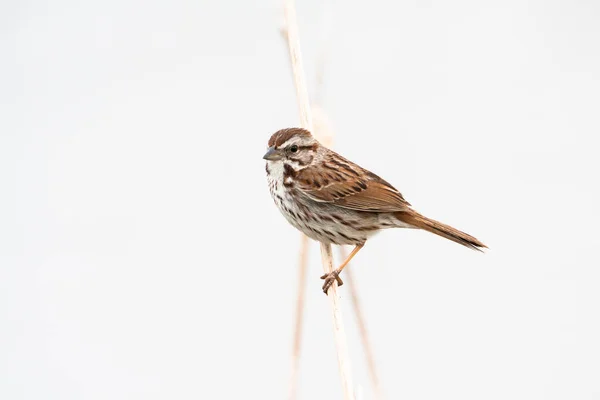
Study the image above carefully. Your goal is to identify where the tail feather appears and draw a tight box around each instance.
[395,210,487,251]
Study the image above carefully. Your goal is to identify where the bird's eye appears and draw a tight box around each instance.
[290,145,298,153]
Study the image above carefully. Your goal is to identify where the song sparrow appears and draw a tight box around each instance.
[264,127,486,294]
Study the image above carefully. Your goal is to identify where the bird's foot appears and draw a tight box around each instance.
[320,270,343,295]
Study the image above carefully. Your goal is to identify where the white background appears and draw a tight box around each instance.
[1,0,599,399]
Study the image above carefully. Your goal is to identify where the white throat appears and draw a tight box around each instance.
[266,160,285,183]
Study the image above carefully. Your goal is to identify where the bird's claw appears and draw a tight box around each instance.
[320,270,343,294]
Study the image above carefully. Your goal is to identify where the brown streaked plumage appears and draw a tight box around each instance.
[264,127,487,294]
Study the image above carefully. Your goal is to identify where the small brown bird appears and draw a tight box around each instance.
[264,127,486,294]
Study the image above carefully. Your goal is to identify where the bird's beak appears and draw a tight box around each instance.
[263,146,283,161]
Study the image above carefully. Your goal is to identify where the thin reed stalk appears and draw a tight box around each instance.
[282,19,335,400]
[339,247,383,400]
[288,235,308,400]
[283,1,355,399]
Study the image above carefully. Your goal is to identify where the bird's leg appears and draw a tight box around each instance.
[321,243,365,294]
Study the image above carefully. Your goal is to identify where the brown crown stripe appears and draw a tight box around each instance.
[268,128,312,147]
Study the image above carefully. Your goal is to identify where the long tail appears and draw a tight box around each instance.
[395,210,487,251]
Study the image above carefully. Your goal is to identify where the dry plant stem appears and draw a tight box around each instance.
[288,235,309,400]
[282,17,334,400]
[313,0,332,106]
[283,1,355,399]
[283,0,312,129]
[319,244,355,400]
[339,247,383,400]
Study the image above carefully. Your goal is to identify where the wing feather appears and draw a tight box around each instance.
[295,153,411,212]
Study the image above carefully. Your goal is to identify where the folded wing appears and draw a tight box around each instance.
[295,153,411,213]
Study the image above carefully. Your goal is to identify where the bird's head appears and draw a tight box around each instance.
[263,127,320,171]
